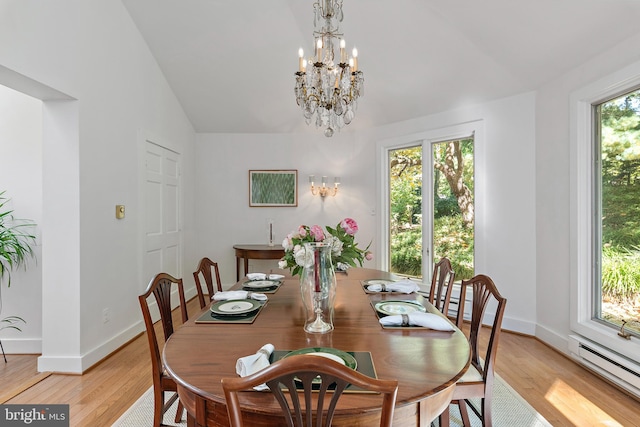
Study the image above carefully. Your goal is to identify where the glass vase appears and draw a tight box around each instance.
[300,242,336,333]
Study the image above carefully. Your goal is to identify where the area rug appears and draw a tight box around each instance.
[112,375,552,427]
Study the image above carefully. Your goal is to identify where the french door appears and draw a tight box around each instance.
[387,137,474,281]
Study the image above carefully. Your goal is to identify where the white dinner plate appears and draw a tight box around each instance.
[243,279,280,289]
[210,299,261,316]
[374,300,427,316]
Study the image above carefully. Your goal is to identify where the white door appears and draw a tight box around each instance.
[144,141,181,283]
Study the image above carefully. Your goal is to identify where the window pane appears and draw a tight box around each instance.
[432,139,475,280]
[389,146,423,276]
[596,88,640,336]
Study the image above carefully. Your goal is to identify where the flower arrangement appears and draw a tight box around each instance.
[279,218,373,276]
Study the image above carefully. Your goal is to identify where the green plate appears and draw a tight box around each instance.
[210,299,261,316]
[374,300,427,316]
[283,347,357,370]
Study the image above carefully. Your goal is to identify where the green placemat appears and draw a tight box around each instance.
[271,350,377,393]
[195,301,267,324]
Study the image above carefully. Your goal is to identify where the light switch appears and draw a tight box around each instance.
[116,205,125,219]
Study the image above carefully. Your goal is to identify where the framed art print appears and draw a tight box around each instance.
[249,170,298,207]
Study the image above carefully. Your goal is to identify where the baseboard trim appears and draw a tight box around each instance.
[0,338,41,355]
[535,323,570,356]
[36,286,199,374]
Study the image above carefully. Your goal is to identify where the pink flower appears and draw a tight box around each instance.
[310,225,325,241]
[298,226,307,237]
[365,251,373,261]
[340,218,358,235]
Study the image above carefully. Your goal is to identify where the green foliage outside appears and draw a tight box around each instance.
[601,246,640,297]
[432,215,474,280]
[600,89,640,300]
[389,147,423,276]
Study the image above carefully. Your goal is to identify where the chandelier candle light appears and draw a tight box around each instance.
[295,0,364,137]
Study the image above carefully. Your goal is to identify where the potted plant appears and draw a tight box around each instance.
[0,191,37,362]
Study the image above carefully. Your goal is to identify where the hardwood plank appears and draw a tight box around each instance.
[495,332,640,427]
[2,297,639,427]
[0,371,51,404]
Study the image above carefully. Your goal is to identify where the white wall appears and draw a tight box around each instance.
[194,131,378,286]
[0,85,42,352]
[367,92,538,334]
[535,32,640,352]
[196,92,538,334]
[0,0,196,371]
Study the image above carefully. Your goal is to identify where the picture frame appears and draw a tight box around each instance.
[249,170,298,207]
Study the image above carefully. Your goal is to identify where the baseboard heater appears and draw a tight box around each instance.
[568,334,640,399]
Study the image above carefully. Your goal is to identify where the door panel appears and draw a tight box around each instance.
[387,138,474,281]
[144,141,181,282]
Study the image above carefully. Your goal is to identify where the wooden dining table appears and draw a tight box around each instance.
[163,268,471,427]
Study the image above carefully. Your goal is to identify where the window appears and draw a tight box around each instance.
[571,62,640,362]
[593,88,640,337]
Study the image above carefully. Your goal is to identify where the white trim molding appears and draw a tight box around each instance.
[569,60,640,366]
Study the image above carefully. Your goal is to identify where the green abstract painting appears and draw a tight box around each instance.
[249,170,298,207]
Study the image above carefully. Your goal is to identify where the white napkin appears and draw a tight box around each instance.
[268,274,285,280]
[379,312,455,331]
[246,273,267,280]
[213,290,268,302]
[367,279,420,294]
[236,343,275,391]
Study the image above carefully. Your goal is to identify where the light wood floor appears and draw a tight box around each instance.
[1,298,639,426]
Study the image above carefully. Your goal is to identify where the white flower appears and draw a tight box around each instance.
[324,235,343,256]
[294,246,314,267]
[282,237,293,251]
[278,260,288,269]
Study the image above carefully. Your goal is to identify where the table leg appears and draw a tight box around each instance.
[243,258,249,278]
[236,256,241,282]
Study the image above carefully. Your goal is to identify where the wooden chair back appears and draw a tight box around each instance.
[441,274,507,427]
[138,272,188,427]
[429,257,460,326]
[221,354,399,427]
[193,257,223,309]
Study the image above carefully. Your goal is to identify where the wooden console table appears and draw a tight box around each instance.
[233,244,285,281]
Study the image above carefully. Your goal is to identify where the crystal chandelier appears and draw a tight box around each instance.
[294,0,364,137]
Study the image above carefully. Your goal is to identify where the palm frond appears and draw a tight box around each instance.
[0,191,37,287]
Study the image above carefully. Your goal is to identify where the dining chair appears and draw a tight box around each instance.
[428,257,461,327]
[440,274,507,427]
[220,354,399,427]
[193,257,223,309]
[138,272,189,427]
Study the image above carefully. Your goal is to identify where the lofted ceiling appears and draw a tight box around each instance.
[121,0,640,135]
